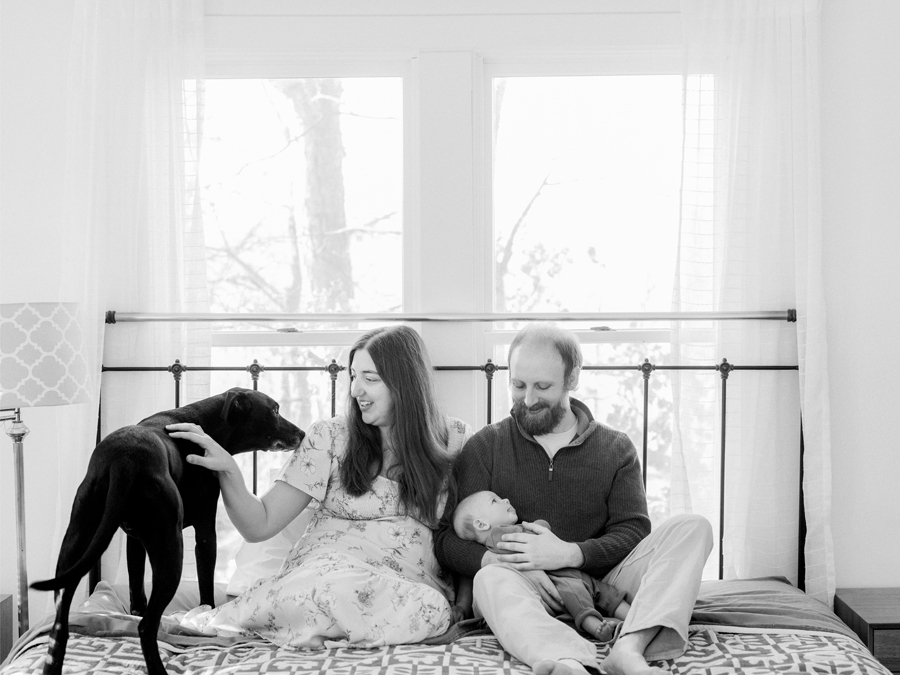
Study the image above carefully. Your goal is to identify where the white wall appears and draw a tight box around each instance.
[0,0,76,633]
[821,0,900,589]
[1,0,899,634]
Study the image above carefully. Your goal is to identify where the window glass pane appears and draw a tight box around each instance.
[201,78,403,321]
[492,76,682,316]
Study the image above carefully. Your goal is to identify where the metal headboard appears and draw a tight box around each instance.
[98,308,803,587]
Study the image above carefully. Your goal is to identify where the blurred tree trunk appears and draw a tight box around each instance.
[278,78,353,313]
[274,78,353,424]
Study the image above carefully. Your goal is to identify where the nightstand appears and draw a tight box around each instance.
[0,594,12,661]
[834,588,900,673]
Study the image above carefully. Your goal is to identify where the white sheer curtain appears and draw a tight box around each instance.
[670,0,834,603]
[53,0,209,608]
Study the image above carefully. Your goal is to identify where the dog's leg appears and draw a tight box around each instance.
[40,583,77,675]
[137,495,184,675]
[138,533,183,675]
[193,509,218,608]
[126,534,148,616]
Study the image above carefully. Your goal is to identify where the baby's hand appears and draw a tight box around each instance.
[450,605,467,624]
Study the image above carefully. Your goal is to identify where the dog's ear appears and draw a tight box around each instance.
[221,388,250,423]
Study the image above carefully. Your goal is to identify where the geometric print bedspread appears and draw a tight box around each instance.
[1,629,892,675]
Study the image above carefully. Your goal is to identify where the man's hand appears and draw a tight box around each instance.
[519,569,564,613]
[493,521,585,571]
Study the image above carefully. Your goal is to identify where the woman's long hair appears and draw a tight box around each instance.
[341,325,451,526]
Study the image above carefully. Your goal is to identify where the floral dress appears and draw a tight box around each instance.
[180,415,471,649]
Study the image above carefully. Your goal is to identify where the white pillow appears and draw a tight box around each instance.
[78,580,230,615]
[225,507,315,596]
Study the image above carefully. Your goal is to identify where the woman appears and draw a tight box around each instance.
[168,325,472,648]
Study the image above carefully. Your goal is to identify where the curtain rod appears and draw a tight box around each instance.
[106,310,797,324]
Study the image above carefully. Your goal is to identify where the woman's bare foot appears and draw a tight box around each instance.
[534,659,588,675]
[600,649,666,675]
[304,635,326,649]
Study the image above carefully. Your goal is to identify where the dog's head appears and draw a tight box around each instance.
[220,387,305,455]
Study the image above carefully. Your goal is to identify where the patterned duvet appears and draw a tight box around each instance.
[1,628,891,675]
[1,577,892,675]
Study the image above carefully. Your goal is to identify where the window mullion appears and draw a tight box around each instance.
[414,50,484,426]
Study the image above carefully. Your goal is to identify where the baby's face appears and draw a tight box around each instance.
[473,491,518,527]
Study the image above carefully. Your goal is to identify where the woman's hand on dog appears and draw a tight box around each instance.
[167,423,240,475]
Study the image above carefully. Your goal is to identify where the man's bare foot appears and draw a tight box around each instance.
[534,659,588,675]
[599,649,666,675]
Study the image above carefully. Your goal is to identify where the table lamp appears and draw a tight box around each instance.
[1,303,90,636]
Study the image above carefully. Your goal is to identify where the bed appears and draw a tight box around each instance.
[0,577,891,674]
[2,342,885,674]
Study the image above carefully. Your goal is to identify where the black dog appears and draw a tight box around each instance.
[31,387,305,675]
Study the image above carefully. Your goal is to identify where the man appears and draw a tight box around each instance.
[435,325,712,675]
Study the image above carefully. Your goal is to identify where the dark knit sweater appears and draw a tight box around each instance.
[434,399,651,579]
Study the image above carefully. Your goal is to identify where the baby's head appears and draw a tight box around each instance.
[453,491,518,542]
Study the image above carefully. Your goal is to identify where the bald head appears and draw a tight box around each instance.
[508,324,583,385]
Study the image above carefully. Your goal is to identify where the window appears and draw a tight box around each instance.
[198,9,689,576]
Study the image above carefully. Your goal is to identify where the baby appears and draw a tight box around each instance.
[452,490,630,643]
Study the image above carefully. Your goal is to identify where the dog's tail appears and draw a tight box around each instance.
[30,470,134,592]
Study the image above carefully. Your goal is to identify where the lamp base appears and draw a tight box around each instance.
[3,411,29,636]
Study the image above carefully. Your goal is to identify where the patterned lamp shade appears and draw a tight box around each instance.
[1,303,91,408]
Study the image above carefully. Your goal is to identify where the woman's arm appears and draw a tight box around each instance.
[167,422,313,542]
[229,479,312,543]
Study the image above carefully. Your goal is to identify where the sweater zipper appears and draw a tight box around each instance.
[548,457,554,481]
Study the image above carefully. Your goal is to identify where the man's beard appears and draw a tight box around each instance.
[512,398,568,436]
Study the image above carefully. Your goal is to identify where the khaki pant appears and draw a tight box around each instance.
[472,514,713,669]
